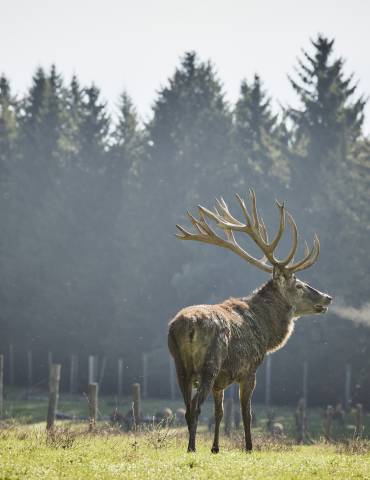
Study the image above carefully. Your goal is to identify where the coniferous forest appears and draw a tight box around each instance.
[0,35,369,406]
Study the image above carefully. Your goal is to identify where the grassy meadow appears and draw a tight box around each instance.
[0,388,369,479]
[0,423,369,480]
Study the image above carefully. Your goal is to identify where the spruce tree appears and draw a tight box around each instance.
[78,85,110,171]
[148,51,232,202]
[234,74,288,190]
[64,75,83,159]
[0,76,19,332]
[110,52,234,368]
[0,75,17,179]
[286,36,369,402]
[19,66,67,196]
[111,91,145,179]
[289,35,366,191]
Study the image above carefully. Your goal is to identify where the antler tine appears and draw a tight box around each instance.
[187,211,207,235]
[286,234,320,273]
[215,197,244,225]
[235,193,252,228]
[224,228,235,243]
[259,217,269,243]
[235,192,280,264]
[176,202,273,273]
[278,212,298,266]
[199,205,244,231]
[197,205,220,224]
[176,191,320,275]
[175,224,192,239]
[197,208,221,237]
[299,234,320,271]
[249,188,260,229]
[269,200,286,252]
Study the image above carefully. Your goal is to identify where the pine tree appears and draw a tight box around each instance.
[148,51,232,201]
[0,75,17,180]
[0,75,19,327]
[78,85,110,172]
[111,91,145,179]
[289,35,366,190]
[62,75,83,163]
[112,52,234,366]
[234,74,288,189]
[19,66,67,197]
[285,37,369,400]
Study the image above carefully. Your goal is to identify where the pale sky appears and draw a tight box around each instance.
[1,0,369,131]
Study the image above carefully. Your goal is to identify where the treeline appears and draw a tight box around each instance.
[0,35,369,406]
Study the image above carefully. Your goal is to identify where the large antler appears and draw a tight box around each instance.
[176,189,320,274]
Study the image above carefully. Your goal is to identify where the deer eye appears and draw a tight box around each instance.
[296,284,304,290]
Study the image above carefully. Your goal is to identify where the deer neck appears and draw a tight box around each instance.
[248,280,295,353]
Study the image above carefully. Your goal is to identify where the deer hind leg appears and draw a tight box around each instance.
[173,357,192,432]
[188,350,222,452]
[211,388,224,453]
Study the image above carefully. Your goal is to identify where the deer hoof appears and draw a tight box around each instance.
[211,446,219,454]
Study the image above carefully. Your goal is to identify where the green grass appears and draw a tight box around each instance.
[0,423,369,480]
[2,387,192,423]
[2,387,369,442]
[1,389,369,479]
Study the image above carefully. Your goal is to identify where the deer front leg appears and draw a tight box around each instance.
[239,373,256,452]
[211,388,224,453]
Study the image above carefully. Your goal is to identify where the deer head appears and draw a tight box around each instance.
[176,189,332,317]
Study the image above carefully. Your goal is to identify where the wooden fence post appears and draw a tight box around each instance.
[88,383,98,431]
[117,358,123,403]
[46,364,61,431]
[132,383,141,427]
[355,403,363,438]
[27,350,33,399]
[142,353,148,399]
[70,354,78,394]
[0,354,3,418]
[344,363,351,411]
[302,361,308,406]
[8,344,14,386]
[265,355,272,409]
[88,355,97,384]
[98,356,107,388]
[47,351,53,371]
[170,357,176,400]
[267,409,275,433]
[295,398,307,444]
[324,405,334,441]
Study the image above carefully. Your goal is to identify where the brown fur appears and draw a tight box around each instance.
[168,275,331,453]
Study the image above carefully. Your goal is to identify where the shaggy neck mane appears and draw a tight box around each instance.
[246,279,295,352]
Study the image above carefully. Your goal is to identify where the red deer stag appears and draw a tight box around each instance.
[168,190,332,453]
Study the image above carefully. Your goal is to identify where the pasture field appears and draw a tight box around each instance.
[1,388,369,479]
[2,387,370,441]
[0,423,369,480]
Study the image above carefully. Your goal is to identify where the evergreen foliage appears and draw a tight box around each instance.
[288,35,366,203]
[0,36,369,406]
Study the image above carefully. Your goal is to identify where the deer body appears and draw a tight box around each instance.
[169,190,332,452]
[169,282,294,387]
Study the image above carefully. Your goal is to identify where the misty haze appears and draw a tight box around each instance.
[0,2,369,478]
